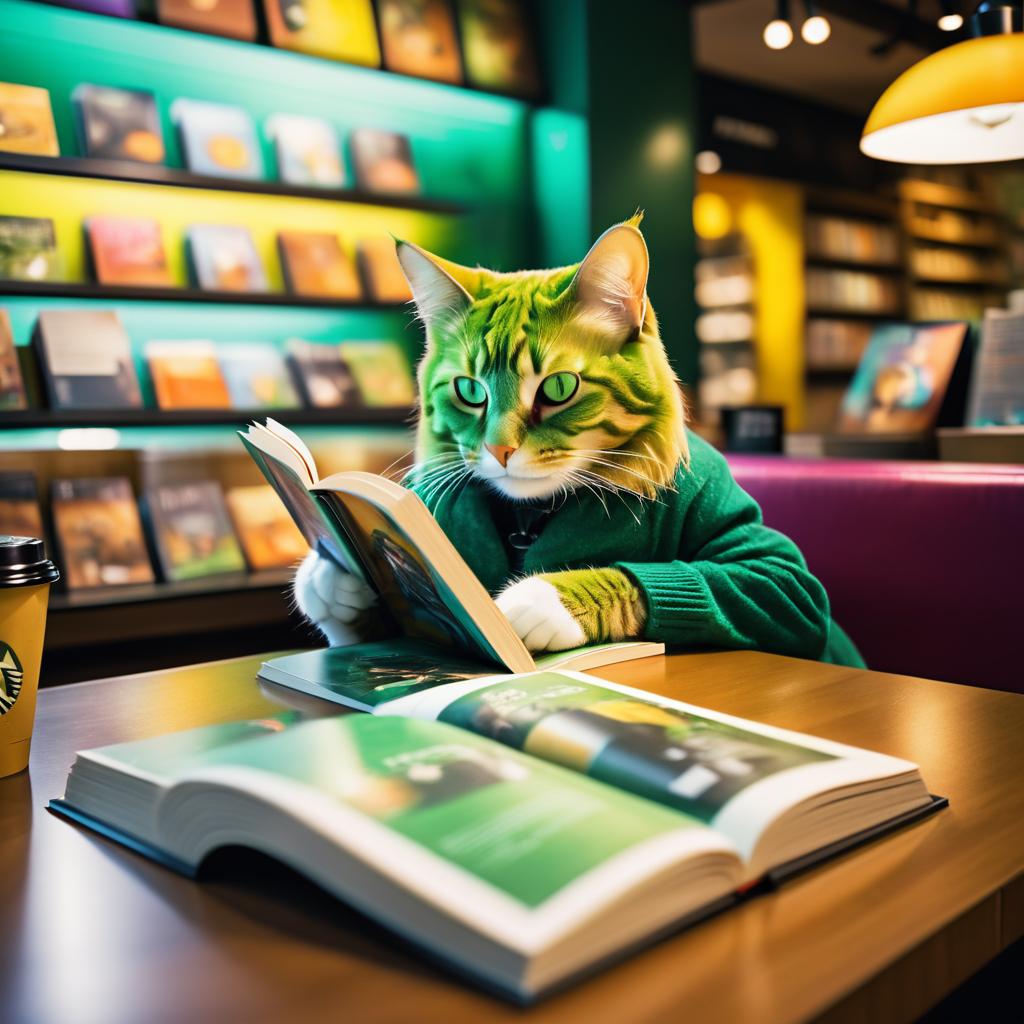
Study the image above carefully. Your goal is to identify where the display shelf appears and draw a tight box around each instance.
[899,180,1001,216]
[907,222,1003,249]
[0,406,414,429]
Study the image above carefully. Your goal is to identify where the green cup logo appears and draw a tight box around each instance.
[0,642,23,716]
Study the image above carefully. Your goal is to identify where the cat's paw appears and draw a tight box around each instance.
[293,551,376,647]
[495,576,586,652]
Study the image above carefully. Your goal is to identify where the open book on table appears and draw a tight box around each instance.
[238,418,663,695]
[50,668,944,1002]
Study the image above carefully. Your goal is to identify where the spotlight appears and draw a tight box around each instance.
[695,150,722,174]
[937,2,964,31]
[763,0,793,49]
[800,1,831,44]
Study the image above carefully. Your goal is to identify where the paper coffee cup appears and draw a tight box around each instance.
[0,536,60,778]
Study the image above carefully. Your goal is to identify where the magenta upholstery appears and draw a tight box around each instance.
[726,456,1024,693]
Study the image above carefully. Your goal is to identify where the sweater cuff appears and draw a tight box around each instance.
[615,561,716,643]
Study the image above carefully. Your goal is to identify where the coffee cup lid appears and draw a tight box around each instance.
[0,536,60,588]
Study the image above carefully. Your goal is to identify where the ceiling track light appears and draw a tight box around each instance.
[800,0,832,44]
[763,0,794,49]
[937,1,965,31]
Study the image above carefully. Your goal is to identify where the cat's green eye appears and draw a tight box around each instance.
[453,376,487,408]
[539,371,579,406]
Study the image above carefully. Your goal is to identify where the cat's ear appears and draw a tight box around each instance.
[570,219,649,342]
[395,240,474,329]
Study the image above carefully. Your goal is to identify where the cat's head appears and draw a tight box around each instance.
[397,216,687,503]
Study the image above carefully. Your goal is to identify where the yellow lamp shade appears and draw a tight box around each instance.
[861,33,1024,163]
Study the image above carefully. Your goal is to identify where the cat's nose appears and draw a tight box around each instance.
[485,444,517,468]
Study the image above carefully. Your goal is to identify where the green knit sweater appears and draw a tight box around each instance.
[413,431,865,668]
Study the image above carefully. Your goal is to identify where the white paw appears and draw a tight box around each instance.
[293,551,376,647]
[496,577,586,653]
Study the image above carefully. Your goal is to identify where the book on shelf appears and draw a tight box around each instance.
[187,224,268,293]
[0,471,44,541]
[357,237,413,303]
[145,480,247,582]
[337,340,415,406]
[218,342,301,409]
[34,309,144,410]
[0,309,27,410]
[145,340,233,410]
[377,0,463,84]
[262,0,380,66]
[46,0,136,15]
[285,338,361,409]
[155,0,258,41]
[277,231,362,299]
[967,305,1024,427]
[171,98,264,180]
[805,319,873,372]
[51,476,155,590]
[0,216,61,282]
[349,129,420,195]
[0,81,60,157]
[86,215,173,287]
[225,483,308,569]
[456,0,542,98]
[50,666,943,1001]
[265,113,345,188]
[73,84,166,165]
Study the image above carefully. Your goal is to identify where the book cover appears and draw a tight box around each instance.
[0,82,60,157]
[357,237,413,303]
[838,322,969,434]
[967,308,1024,427]
[263,0,380,66]
[34,310,144,410]
[155,0,258,41]
[225,484,307,569]
[171,98,264,180]
[46,0,136,15]
[146,480,247,581]
[0,309,27,411]
[377,0,463,84]
[86,215,173,287]
[0,472,44,541]
[337,340,415,406]
[0,217,60,282]
[187,224,268,293]
[285,338,361,408]
[145,340,232,410]
[265,113,345,187]
[218,343,300,409]
[349,129,420,194]
[51,477,155,590]
[456,0,541,97]
[73,84,165,164]
[278,231,362,299]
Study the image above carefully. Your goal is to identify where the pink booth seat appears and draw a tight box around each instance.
[726,455,1024,693]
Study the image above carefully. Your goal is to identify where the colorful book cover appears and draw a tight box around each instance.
[265,113,345,187]
[285,338,360,408]
[277,231,362,299]
[357,237,413,303]
[34,310,143,410]
[218,343,300,408]
[0,82,60,157]
[0,217,60,282]
[145,340,232,410]
[171,98,264,180]
[349,129,420,194]
[0,309,27,411]
[225,484,307,569]
[51,477,155,590]
[46,0,137,16]
[337,340,415,406]
[0,472,44,541]
[155,0,258,41]
[187,224,268,293]
[73,84,165,164]
[86,215,173,287]
[263,0,380,66]
[377,0,463,84]
[146,480,247,581]
[456,0,541,97]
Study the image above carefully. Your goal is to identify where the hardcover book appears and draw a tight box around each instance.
[187,225,268,293]
[357,237,413,303]
[73,84,165,164]
[145,340,232,410]
[265,113,345,188]
[218,342,300,409]
[262,0,380,66]
[155,0,258,41]
[337,340,415,406]
[171,98,264,180]
[51,477,155,590]
[146,480,247,581]
[0,471,44,541]
[224,483,308,569]
[285,338,360,408]
[0,216,60,282]
[0,82,60,157]
[456,0,541,97]
[34,310,144,410]
[86,215,173,287]
[277,231,362,299]
[377,0,463,84]
[0,309,27,411]
[349,129,420,194]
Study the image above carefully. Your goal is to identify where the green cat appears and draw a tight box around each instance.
[295,217,864,667]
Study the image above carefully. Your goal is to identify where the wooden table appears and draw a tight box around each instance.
[2,651,1022,1024]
